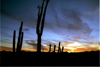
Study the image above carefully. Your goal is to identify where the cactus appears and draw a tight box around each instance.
[13,30,16,52]
[36,0,50,53]
[19,32,24,51]
[16,21,24,52]
[54,45,56,53]
[49,44,51,52]
[62,46,64,52]
[58,42,61,53]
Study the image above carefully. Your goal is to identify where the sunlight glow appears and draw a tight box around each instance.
[64,47,75,49]
[68,42,82,47]
[71,49,74,52]
[43,44,47,46]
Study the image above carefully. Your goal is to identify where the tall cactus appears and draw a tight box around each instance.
[19,32,24,51]
[58,42,61,53]
[16,21,24,52]
[62,46,64,52]
[13,30,16,52]
[49,44,51,52]
[54,45,56,53]
[36,0,50,53]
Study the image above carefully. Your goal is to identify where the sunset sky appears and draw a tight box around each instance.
[0,0,100,53]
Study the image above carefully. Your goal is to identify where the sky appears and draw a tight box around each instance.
[0,0,100,53]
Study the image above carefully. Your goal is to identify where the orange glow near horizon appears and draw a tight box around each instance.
[0,44,100,53]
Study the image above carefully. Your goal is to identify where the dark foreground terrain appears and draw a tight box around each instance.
[0,51,99,66]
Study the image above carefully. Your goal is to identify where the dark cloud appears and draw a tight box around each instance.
[66,35,69,37]
[83,0,99,11]
[59,8,92,31]
[23,28,29,31]
[60,9,93,40]
[25,39,64,51]
[43,6,93,42]
[25,40,48,50]
[42,39,57,45]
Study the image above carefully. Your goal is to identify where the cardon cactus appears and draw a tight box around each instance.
[36,0,50,53]
[16,21,24,52]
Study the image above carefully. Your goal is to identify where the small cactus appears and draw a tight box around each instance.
[54,45,56,53]
[58,42,61,53]
[49,44,51,52]
[62,46,64,52]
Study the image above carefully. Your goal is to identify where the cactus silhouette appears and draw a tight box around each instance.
[16,21,24,52]
[36,0,50,53]
[54,45,56,53]
[13,30,16,52]
[49,44,51,52]
[58,42,61,53]
[62,46,64,52]
[19,32,24,51]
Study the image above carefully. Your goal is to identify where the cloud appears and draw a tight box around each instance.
[59,9,93,40]
[1,0,94,40]
[56,41,100,52]
[0,46,12,51]
[98,42,100,45]
[75,46,99,52]
[42,5,94,42]
[23,28,29,31]
[25,40,48,51]
[25,39,66,52]
[1,0,98,52]
[1,32,13,38]
[59,8,93,31]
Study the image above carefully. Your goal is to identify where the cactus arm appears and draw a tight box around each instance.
[36,0,45,35]
[36,6,41,34]
[40,0,49,34]
[40,0,45,20]
[21,21,23,29]
[40,18,44,35]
